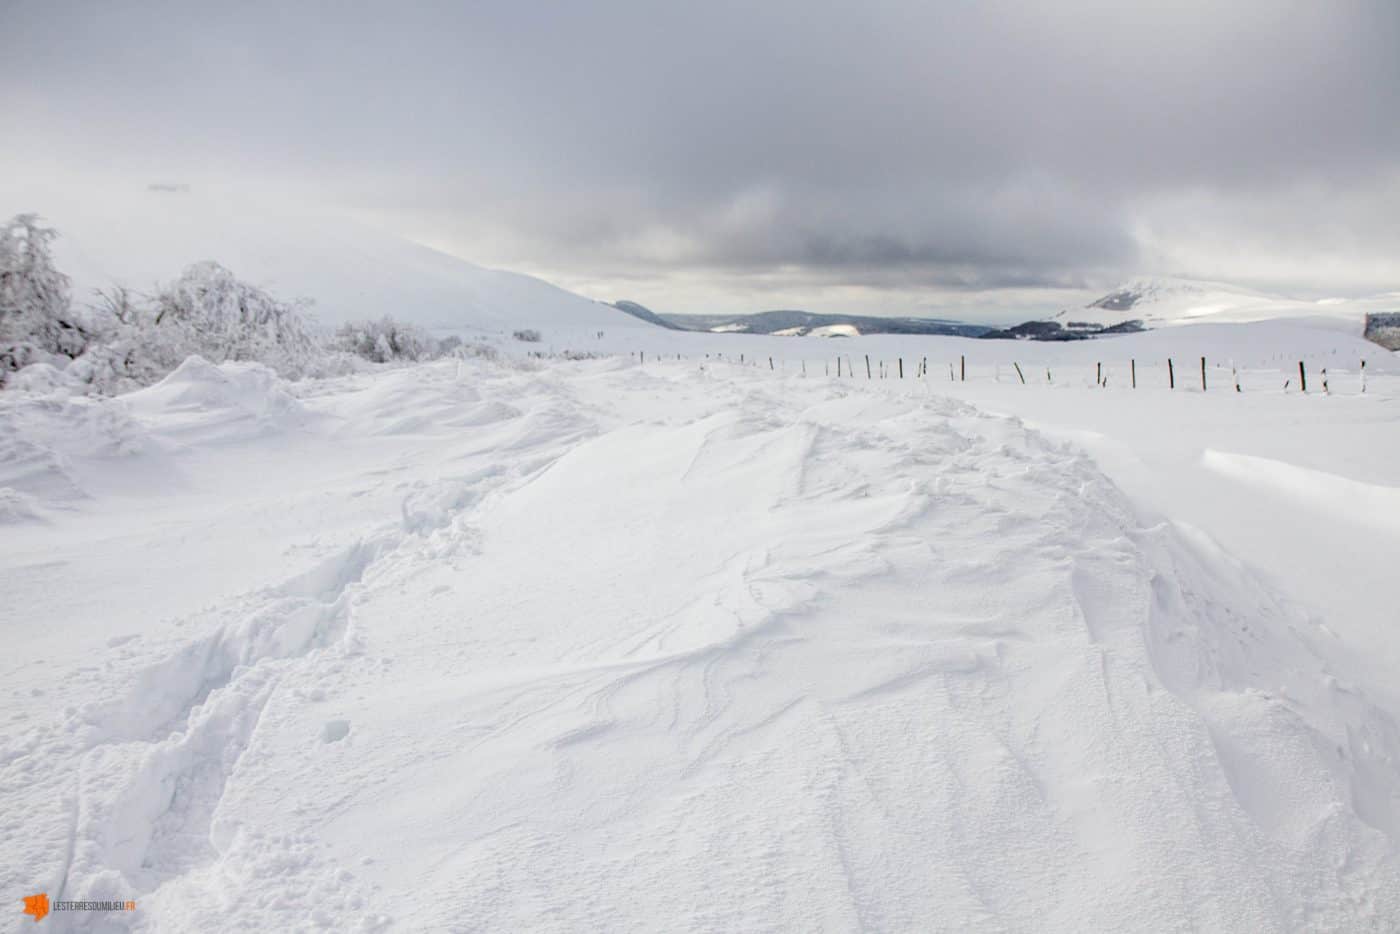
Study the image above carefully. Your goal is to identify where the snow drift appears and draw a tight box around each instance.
[3,353,1399,930]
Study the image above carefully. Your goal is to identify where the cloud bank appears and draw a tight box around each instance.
[4,0,1397,318]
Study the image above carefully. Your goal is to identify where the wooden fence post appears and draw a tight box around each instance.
[769,356,774,370]
[960,355,965,382]
[1096,362,1101,385]
[865,355,872,379]
[898,358,903,379]
[1013,362,1026,384]
[1131,359,1136,388]
[1299,361,1307,393]
[1201,356,1207,392]
[1168,358,1175,389]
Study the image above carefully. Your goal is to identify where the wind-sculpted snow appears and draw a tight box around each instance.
[0,389,154,509]
[122,356,314,442]
[1,355,1398,930]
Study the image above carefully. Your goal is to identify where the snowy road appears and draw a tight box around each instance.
[3,355,1399,931]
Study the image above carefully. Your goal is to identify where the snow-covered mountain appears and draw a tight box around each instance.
[1,183,647,334]
[1062,276,1397,332]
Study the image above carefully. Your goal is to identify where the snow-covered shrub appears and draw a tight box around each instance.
[61,286,188,392]
[0,216,464,395]
[451,340,500,362]
[29,262,323,395]
[145,261,320,376]
[513,328,542,343]
[329,318,470,365]
[1,214,91,381]
[331,316,438,363]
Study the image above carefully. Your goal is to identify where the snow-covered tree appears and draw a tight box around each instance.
[0,214,89,378]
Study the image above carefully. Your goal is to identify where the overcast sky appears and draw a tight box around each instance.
[3,0,1398,318]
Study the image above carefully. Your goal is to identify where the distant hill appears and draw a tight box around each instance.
[1364,313,1400,350]
[620,279,1398,343]
[2,182,655,334]
[611,301,685,330]
[657,309,990,338]
[977,318,1144,341]
[1063,277,1390,331]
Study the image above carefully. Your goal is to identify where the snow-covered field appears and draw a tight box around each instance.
[4,321,1400,930]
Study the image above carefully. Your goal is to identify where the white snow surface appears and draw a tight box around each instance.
[4,324,1400,931]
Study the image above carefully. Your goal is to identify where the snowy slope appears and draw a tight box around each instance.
[0,183,646,335]
[1061,276,1398,332]
[4,350,1400,930]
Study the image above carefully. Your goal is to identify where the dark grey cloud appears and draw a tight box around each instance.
[3,0,1398,316]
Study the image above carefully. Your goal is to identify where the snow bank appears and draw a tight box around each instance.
[123,356,312,442]
[0,384,153,504]
[1202,449,1400,536]
[129,356,301,417]
[0,355,315,512]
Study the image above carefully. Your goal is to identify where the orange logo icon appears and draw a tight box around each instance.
[22,893,49,922]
